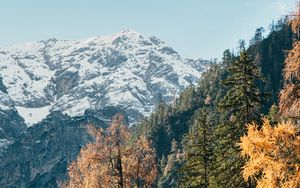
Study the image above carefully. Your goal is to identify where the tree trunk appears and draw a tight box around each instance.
[117,148,124,188]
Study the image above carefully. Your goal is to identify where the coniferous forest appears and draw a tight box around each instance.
[62,3,300,188]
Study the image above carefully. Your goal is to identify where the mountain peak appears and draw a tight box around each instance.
[0,31,209,126]
[118,29,141,35]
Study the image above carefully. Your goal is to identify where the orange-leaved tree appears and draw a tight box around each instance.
[279,1,300,119]
[239,119,300,188]
[63,114,157,188]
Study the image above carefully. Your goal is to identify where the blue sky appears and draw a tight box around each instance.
[0,0,296,59]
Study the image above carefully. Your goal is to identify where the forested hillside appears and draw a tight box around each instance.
[133,16,296,187]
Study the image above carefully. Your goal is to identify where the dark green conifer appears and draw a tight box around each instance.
[212,47,267,188]
[180,109,213,188]
[219,48,266,124]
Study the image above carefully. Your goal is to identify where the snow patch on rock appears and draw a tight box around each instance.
[15,106,50,126]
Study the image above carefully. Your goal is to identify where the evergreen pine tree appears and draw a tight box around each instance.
[177,85,198,112]
[212,47,267,188]
[219,47,266,124]
[180,109,213,188]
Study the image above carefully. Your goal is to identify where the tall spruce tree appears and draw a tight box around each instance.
[180,109,213,188]
[212,47,267,188]
[219,47,266,124]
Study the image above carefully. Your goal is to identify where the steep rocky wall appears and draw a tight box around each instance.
[0,108,127,188]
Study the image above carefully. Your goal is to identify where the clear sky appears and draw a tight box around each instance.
[0,0,297,60]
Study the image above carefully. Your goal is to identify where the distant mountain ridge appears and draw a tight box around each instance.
[0,29,209,126]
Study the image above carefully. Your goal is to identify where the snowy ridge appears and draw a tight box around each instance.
[0,30,209,126]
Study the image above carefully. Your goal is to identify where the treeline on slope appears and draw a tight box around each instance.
[247,17,293,113]
[134,16,295,187]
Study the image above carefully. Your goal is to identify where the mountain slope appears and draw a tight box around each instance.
[0,30,209,126]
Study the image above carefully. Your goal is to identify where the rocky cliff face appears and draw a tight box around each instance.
[0,85,27,154]
[0,30,209,187]
[0,108,127,188]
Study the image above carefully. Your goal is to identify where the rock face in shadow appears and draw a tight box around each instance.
[0,109,26,142]
[0,107,127,188]
[0,91,27,152]
[55,70,80,99]
[0,77,8,94]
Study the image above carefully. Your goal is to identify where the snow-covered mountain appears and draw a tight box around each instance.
[0,29,209,126]
[0,30,210,187]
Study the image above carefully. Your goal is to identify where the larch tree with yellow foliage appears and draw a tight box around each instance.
[239,119,300,188]
[279,1,300,120]
[63,114,157,188]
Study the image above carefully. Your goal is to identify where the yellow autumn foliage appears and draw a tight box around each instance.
[279,2,300,118]
[63,115,157,188]
[239,119,300,188]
